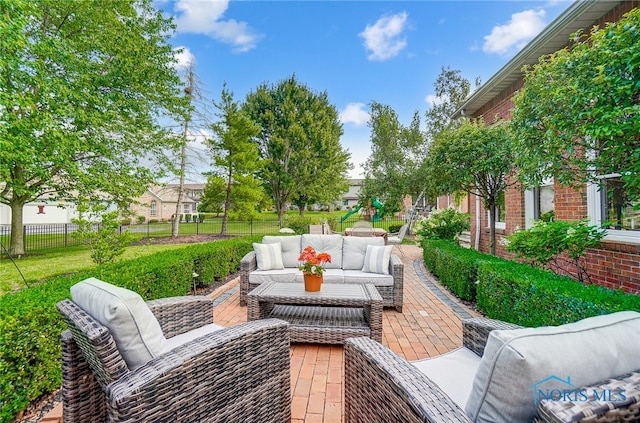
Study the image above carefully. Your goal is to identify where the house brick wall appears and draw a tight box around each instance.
[444,2,640,295]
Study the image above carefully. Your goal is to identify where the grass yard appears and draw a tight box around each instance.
[0,243,200,295]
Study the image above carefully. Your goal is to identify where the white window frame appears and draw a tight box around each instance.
[524,178,555,229]
[149,201,157,217]
[587,174,640,243]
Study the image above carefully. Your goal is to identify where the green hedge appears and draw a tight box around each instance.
[421,239,640,325]
[476,261,640,327]
[422,239,505,301]
[0,237,257,423]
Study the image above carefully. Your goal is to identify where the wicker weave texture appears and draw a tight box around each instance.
[58,296,292,423]
[240,249,404,312]
[247,282,383,344]
[345,318,640,423]
[535,371,640,423]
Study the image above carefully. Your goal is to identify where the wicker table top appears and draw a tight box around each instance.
[248,281,382,305]
[247,282,383,344]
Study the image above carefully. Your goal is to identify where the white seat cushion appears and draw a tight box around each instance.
[70,277,168,370]
[342,270,394,286]
[163,323,225,352]
[466,311,640,423]
[295,268,344,284]
[413,347,481,409]
[249,268,300,284]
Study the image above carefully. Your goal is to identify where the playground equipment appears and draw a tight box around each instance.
[341,197,384,222]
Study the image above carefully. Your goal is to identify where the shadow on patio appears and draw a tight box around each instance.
[42,244,479,423]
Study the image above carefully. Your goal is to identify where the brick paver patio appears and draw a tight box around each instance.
[41,244,479,423]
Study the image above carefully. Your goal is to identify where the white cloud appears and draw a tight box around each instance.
[425,94,447,108]
[173,0,261,53]
[359,12,409,61]
[483,9,546,56]
[173,46,195,70]
[340,103,370,126]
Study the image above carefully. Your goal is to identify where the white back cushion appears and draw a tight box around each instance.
[466,311,640,423]
[263,235,301,268]
[300,234,344,269]
[70,278,168,370]
[253,242,284,270]
[342,236,384,270]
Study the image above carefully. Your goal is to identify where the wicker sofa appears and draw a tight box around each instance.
[239,234,404,311]
[57,278,291,423]
[344,314,640,423]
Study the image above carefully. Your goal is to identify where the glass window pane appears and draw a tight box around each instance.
[602,177,640,230]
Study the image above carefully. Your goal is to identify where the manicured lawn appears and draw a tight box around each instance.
[0,243,198,295]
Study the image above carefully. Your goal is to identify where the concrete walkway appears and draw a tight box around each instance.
[41,244,479,423]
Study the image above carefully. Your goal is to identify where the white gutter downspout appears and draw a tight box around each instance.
[475,190,481,251]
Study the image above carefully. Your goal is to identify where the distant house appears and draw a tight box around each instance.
[0,196,80,225]
[341,179,363,209]
[129,184,204,222]
[449,0,639,294]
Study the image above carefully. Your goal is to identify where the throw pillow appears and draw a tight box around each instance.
[362,244,392,274]
[70,277,168,370]
[465,311,640,423]
[253,242,285,270]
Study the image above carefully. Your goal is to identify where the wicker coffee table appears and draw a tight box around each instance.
[247,281,383,344]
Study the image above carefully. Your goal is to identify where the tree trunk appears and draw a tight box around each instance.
[9,199,26,257]
[488,202,496,255]
[221,170,232,236]
[298,204,306,217]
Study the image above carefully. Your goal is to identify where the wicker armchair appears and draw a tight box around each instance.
[344,317,640,423]
[57,296,291,423]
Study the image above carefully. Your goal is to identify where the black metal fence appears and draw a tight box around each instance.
[0,215,407,254]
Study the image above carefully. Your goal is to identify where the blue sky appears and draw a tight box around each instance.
[155,0,571,181]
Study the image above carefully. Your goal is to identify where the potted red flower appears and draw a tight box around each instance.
[298,246,331,291]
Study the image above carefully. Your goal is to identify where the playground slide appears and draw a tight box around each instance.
[340,205,361,222]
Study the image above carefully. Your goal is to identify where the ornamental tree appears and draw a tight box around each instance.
[0,0,188,256]
[511,8,640,200]
[425,119,515,254]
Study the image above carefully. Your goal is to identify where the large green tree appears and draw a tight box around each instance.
[363,102,424,214]
[209,84,263,234]
[425,119,514,254]
[0,0,187,256]
[511,8,640,200]
[424,66,477,140]
[243,75,351,223]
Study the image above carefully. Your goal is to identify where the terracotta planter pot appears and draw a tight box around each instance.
[303,273,323,292]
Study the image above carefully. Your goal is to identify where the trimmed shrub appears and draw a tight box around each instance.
[476,261,640,327]
[422,238,640,326]
[421,239,505,301]
[0,237,257,423]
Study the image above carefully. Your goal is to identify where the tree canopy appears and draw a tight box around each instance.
[425,119,514,254]
[511,8,640,200]
[209,84,263,232]
[0,0,188,255]
[363,103,426,214]
[243,75,351,223]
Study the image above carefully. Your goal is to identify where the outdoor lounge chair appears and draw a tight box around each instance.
[386,223,408,256]
[345,313,640,423]
[57,277,291,423]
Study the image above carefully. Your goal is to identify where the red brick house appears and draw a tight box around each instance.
[451,0,639,294]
